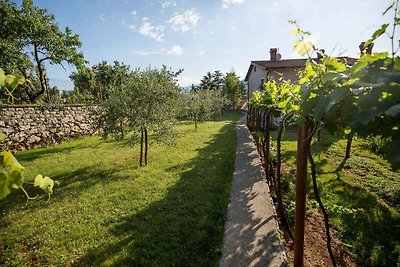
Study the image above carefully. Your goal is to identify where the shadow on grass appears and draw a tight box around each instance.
[71,122,239,266]
[277,128,400,265]
[16,136,132,162]
[323,173,400,266]
[0,163,132,219]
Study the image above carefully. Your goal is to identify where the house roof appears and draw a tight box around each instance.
[244,56,358,81]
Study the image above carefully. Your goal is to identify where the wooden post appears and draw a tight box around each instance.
[345,134,353,159]
[140,130,144,166]
[144,128,148,166]
[264,112,270,181]
[293,121,309,267]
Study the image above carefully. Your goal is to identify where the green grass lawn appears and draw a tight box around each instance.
[272,129,400,266]
[0,111,243,266]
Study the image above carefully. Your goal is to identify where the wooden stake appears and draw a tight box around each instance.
[294,121,309,267]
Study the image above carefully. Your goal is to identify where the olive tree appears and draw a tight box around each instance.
[101,66,182,166]
[184,89,229,129]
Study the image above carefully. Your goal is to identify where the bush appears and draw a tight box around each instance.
[362,135,391,155]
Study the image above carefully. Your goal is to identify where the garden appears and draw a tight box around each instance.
[1,0,400,266]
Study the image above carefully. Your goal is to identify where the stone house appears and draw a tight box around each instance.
[244,48,359,101]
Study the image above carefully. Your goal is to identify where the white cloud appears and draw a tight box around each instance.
[134,50,159,56]
[134,45,184,56]
[137,21,165,42]
[131,10,137,16]
[129,24,136,30]
[168,9,201,32]
[222,0,244,8]
[166,45,183,55]
[161,0,176,9]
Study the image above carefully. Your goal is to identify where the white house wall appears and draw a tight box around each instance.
[248,65,268,98]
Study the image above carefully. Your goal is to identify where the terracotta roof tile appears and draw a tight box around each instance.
[245,56,358,80]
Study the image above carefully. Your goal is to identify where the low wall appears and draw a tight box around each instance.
[0,105,98,151]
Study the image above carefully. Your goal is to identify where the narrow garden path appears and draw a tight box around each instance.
[219,116,286,267]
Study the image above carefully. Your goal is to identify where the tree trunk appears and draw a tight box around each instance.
[144,128,148,166]
[264,112,270,182]
[317,128,321,142]
[345,134,353,159]
[120,121,124,139]
[277,115,294,241]
[307,143,337,267]
[44,74,51,103]
[140,130,144,166]
[194,113,198,129]
[293,120,310,267]
[33,45,47,102]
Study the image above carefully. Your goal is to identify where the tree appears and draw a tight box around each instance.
[69,61,131,102]
[100,66,182,166]
[198,70,225,91]
[184,89,229,129]
[0,0,86,103]
[223,70,245,109]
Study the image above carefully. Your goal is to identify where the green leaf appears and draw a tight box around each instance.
[0,173,11,199]
[278,96,292,109]
[322,57,346,72]
[382,140,400,170]
[365,24,389,47]
[0,68,5,88]
[9,171,23,189]
[4,75,19,90]
[382,2,395,15]
[0,171,24,199]
[293,40,314,56]
[0,151,24,172]
[34,175,55,194]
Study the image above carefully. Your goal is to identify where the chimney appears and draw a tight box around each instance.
[270,48,278,61]
[317,49,325,59]
[359,42,374,55]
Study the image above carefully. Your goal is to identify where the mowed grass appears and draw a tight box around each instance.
[273,130,400,266]
[0,111,243,266]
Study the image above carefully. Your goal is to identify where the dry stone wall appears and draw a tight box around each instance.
[0,105,98,151]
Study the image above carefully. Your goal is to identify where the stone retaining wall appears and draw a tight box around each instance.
[0,105,98,151]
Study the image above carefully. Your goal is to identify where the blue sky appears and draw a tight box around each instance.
[16,0,396,90]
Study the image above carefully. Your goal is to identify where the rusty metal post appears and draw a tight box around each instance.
[293,122,309,267]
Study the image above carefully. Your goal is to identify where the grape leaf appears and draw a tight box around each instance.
[9,171,23,189]
[0,68,5,88]
[0,171,24,199]
[1,151,24,172]
[0,173,11,199]
[364,24,389,48]
[4,75,19,90]
[34,175,55,194]
[382,2,395,15]
[293,40,314,56]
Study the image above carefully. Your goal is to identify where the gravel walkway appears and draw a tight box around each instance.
[219,116,286,267]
